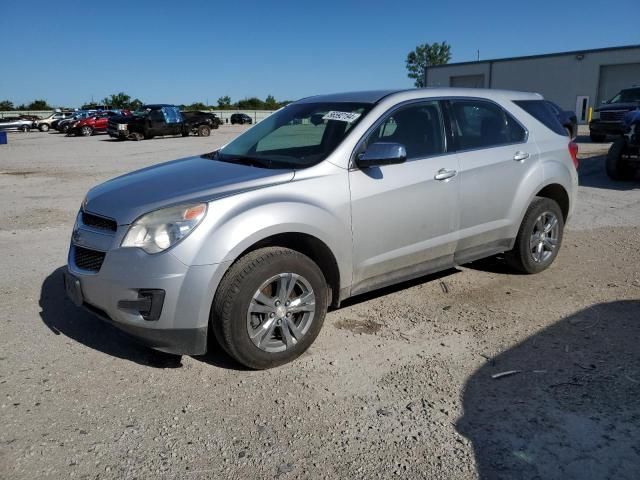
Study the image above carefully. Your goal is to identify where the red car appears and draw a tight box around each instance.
[67,111,127,137]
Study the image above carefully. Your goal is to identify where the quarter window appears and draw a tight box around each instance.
[366,101,445,160]
[451,100,526,150]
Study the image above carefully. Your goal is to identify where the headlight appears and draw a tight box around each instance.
[591,111,599,121]
[121,203,207,254]
[117,123,128,130]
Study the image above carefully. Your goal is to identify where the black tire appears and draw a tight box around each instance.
[197,125,211,137]
[130,132,144,141]
[590,132,606,143]
[211,247,328,369]
[20,125,30,132]
[39,124,50,132]
[60,125,69,133]
[606,138,635,181]
[506,197,564,274]
[80,126,93,136]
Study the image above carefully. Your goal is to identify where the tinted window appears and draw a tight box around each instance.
[366,102,445,159]
[451,100,526,150]
[514,100,566,136]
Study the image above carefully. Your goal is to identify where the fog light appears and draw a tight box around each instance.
[118,289,165,321]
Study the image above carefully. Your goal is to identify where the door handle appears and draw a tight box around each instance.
[513,151,530,162]
[434,168,458,181]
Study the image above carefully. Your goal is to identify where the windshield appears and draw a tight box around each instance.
[608,88,640,104]
[216,102,372,169]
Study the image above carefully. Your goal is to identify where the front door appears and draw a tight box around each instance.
[349,100,460,295]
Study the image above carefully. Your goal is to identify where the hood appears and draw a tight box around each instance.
[84,156,294,224]
[109,114,140,124]
[595,102,640,112]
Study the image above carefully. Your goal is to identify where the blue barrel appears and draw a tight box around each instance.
[0,131,7,145]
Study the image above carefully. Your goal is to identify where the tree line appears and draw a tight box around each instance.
[0,93,291,112]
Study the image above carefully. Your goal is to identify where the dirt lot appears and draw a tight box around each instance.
[1,128,639,479]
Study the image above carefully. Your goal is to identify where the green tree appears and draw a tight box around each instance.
[236,97,264,110]
[217,95,232,109]
[27,99,51,110]
[102,92,132,109]
[185,102,208,111]
[406,41,452,87]
[0,100,14,111]
[264,94,278,110]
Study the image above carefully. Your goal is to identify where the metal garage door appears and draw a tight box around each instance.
[450,74,485,88]
[597,63,640,103]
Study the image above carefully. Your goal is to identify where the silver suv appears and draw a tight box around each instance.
[65,89,579,369]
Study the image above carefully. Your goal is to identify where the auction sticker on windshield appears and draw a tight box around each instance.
[322,111,362,123]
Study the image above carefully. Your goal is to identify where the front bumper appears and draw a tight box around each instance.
[589,120,625,136]
[66,218,229,355]
[107,127,128,139]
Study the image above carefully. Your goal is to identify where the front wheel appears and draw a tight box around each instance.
[606,138,635,181]
[211,247,328,369]
[506,197,564,274]
[197,125,211,137]
[80,126,93,136]
[39,124,50,132]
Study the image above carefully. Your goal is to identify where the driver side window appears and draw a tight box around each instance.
[366,101,445,160]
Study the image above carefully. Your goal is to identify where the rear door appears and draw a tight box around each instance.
[447,99,536,262]
[349,100,460,294]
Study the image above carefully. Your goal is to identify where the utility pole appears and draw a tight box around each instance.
[477,50,480,61]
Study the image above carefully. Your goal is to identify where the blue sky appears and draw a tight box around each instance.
[2,0,638,107]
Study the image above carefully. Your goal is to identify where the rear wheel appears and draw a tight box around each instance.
[39,124,49,132]
[20,125,30,132]
[197,125,211,137]
[506,197,564,274]
[211,247,328,369]
[590,132,606,143]
[606,138,636,181]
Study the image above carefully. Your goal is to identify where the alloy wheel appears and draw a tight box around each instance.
[246,273,316,353]
[529,211,559,263]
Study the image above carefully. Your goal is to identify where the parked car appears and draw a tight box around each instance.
[606,109,640,180]
[65,88,578,369]
[590,86,640,142]
[545,101,577,139]
[67,111,121,136]
[35,111,75,132]
[230,113,253,125]
[56,111,96,133]
[0,117,34,132]
[107,105,213,140]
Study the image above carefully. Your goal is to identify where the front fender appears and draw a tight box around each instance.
[170,191,353,290]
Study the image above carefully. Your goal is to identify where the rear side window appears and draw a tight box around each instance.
[514,100,566,136]
[450,100,526,150]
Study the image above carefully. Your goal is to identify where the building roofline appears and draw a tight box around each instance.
[428,44,640,69]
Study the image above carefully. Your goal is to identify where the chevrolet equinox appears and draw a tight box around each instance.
[65,89,579,369]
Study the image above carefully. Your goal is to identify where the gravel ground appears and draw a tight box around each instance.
[1,127,639,479]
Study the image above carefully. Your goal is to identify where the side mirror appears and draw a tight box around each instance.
[356,142,407,168]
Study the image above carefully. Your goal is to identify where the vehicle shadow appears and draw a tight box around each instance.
[39,267,243,370]
[578,154,640,190]
[457,300,640,480]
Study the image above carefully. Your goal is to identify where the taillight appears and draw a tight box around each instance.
[568,142,579,169]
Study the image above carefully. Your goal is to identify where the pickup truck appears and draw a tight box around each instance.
[107,105,215,141]
[590,87,640,142]
[606,109,640,180]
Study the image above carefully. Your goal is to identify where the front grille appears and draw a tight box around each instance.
[600,110,626,122]
[74,246,106,272]
[81,211,117,232]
